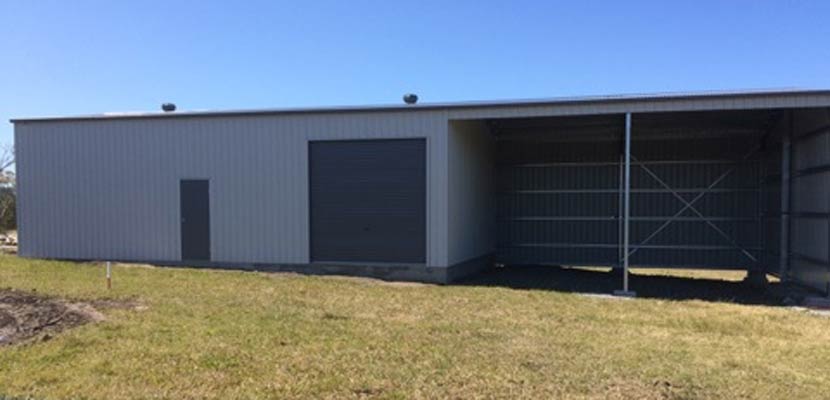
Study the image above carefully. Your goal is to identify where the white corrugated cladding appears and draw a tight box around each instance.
[15,110,451,267]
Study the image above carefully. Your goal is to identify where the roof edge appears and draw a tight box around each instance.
[11,88,830,123]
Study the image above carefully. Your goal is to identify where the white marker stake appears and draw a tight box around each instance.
[106,261,112,290]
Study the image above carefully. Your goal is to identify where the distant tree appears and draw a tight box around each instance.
[0,144,15,231]
[0,145,12,172]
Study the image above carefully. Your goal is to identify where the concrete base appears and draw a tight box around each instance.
[44,253,495,285]
[258,262,450,284]
[613,290,637,297]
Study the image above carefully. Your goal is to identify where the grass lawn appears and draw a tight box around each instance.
[1,255,830,399]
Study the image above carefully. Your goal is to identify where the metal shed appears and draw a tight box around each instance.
[11,90,830,293]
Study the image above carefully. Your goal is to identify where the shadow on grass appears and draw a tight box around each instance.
[458,266,784,306]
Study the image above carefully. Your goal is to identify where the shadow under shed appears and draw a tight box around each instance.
[457,266,785,306]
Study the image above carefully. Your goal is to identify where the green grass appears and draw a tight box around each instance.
[1,255,829,399]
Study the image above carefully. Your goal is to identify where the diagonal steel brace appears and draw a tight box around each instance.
[631,155,758,263]
[625,145,761,262]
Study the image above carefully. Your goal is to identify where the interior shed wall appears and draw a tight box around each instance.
[14,111,452,268]
[447,120,496,266]
[626,130,765,268]
[495,118,624,266]
[495,112,772,270]
[789,108,830,292]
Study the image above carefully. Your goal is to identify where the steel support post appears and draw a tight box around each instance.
[615,113,636,297]
[618,155,624,270]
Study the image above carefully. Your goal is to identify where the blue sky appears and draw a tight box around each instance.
[3,0,830,150]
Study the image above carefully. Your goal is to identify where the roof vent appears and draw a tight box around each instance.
[403,93,418,105]
[161,103,177,112]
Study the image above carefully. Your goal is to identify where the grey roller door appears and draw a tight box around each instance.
[310,139,426,263]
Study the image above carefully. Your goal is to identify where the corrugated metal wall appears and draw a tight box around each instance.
[789,108,830,292]
[15,111,451,267]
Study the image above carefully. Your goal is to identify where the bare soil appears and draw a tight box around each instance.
[0,230,17,254]
[0,289,134,346]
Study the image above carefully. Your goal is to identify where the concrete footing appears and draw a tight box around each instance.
[53,253,495,285]
[742,270,769,288]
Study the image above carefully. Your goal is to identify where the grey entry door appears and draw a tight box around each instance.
[180,179,211,261]
[310,139,426,263]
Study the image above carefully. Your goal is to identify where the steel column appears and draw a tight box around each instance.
[618,154,624,270]
[622,113,632,293]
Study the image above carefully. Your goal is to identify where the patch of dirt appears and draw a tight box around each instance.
[0,231,18,254]
[108,262,156,270]
[261,271,432,287]
[352,387,384,397]
[326,275,431,288]
[0,289,138,346]
[600,378,704,400]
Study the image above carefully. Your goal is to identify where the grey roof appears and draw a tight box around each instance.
[11,88,830,123]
